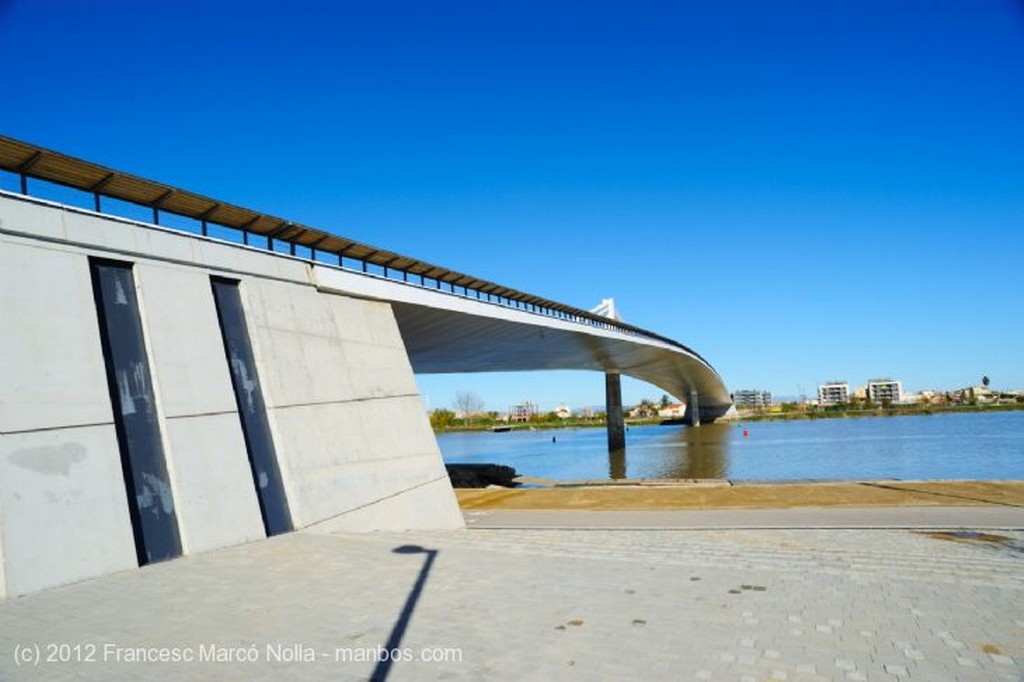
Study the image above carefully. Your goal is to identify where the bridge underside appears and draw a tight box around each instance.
[311,266,731,423]
[388,302,732,424]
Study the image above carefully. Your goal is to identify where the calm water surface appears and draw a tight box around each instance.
[437,411,1024,481]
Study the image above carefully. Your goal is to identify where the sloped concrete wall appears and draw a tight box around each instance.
[241,279,459,531]
[133,264,266,555]
[0,239,138,597]
[0,192,462,598]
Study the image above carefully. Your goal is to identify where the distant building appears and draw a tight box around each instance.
[818,381,849,405]
[628,402,658,419]
[508,400,538,423]
[972,385,995,401]
[733,389,772,408]
[658,403,686,419]
[867,378,902,404]
[554,404,572,419]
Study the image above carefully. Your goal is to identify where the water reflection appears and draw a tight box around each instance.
[650,424,731,479]
[436,412,1024,482]
[608,448,626,479]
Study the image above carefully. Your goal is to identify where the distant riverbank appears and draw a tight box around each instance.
[431,403,1024,433]
[738,402,1024,423]
[432,417,658,434]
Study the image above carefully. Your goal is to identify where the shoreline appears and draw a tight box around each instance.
[456,479,1024,511]
[739,402,1024,422]
[433,403,1024,433]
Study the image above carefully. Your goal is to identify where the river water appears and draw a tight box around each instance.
[436,411,1024,482]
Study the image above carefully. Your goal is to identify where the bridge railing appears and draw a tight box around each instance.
[0,138,712,367]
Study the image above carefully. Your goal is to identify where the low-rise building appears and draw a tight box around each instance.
[508,401,538,423]
[733,389,772,408]
[818,381,849,405]
[867,378,902,404]
[658,403,686,419]
[629,402,658,419]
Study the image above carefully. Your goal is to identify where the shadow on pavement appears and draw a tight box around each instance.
[370,545,438,682]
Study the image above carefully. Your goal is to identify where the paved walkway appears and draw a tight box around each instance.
[1,523,1022,680]
[464,505,1024,530]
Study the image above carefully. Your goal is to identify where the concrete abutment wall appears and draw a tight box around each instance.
[0,193,462,598]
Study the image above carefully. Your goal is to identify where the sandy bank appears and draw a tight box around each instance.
[456,480,1024,511]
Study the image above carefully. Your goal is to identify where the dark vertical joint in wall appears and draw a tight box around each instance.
[210,277,293,536]
[89,258,182,566]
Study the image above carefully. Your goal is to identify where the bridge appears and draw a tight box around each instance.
[318,267,732,439]
[0,135,730,598]
[0,135,732,438]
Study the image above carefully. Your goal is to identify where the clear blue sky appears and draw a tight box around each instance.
[2,1,1022,411]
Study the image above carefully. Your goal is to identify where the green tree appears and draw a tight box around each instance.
[430,409,456,430]
[982,375,990,389]
[659,394,671,409]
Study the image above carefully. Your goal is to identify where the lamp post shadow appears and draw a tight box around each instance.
[370,544,438,682]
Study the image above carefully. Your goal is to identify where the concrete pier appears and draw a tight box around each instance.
[686,387,701,426]
[605,371,625,451]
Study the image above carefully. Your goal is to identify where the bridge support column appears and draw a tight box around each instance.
[686,388,701,427]
[605,371,626,451]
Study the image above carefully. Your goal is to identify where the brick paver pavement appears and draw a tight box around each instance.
[1,523,1021,680]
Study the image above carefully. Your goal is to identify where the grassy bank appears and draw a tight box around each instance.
[432,417,664,434]
[431,402,1024,433]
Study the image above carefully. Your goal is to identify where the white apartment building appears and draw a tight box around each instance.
[733,389,772,408]
[818,381,850,405]
[867,378,902,404]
